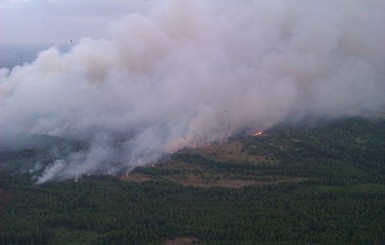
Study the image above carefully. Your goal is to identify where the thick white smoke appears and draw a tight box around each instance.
[1,0,384,182]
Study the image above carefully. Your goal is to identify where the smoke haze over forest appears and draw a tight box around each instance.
[0,0,384,182]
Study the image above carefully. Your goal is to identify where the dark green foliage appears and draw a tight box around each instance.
[0,117,384,244]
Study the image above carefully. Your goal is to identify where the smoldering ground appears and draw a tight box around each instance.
[0,0,384,183]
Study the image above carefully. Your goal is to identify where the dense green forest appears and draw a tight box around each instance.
[0,117,384,244]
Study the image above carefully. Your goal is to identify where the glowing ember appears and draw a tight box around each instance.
[252,131,263,136]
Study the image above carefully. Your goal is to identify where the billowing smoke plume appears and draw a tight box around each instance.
[1,0,384,182]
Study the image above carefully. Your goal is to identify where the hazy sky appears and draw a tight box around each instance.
[0,0,149,44]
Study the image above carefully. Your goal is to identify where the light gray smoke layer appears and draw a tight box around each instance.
[1,0,384,183]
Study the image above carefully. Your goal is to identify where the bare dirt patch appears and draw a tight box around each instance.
[168,175,307,188]
[120,173,152,183]
[121,171,308,189]
[164,236,199,245]
[0,188,13,209]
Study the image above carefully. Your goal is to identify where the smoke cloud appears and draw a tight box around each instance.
[1,0,384,182]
